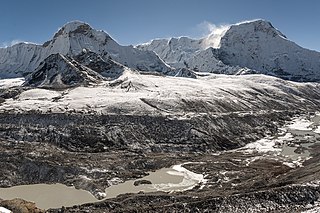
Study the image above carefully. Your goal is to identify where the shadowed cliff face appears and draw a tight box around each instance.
[23,53,104,89]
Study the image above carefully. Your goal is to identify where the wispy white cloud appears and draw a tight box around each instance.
[197,21,216,36]
[1,39,28,48]
[197,21,229,36]
[197,21,230,48]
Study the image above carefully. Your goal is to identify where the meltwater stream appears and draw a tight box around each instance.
[0,163,204,210]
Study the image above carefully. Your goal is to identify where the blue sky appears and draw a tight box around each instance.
[1,0,320,51]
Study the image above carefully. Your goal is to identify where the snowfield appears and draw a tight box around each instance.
[1,70,318,116]
[0,78,24,89]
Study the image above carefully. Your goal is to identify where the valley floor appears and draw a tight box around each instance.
[0,73,320,212]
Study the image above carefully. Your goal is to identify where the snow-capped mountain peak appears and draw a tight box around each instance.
[0,22,171,78]
[218,19,320,81]
[1,19,320,82]
[51,20,112,44]
[54,21,92,35]
[138,19,320,81]
[225,19,287,40]
[44,20,113,56]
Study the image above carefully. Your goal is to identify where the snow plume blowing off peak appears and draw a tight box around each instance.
[199,21,230,48]
[200,19,281,49]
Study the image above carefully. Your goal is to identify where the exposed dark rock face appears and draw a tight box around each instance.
[0,87,28,99]
[23,53,104,89]
[174,68,197,78]
[74,50,126,80]
[0,198,44,213]
[133,180,152,186]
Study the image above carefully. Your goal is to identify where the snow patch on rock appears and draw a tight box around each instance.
[0,207,12,213]
[153,162,206,192]
[287,117,313,131]
[0,78,25,89]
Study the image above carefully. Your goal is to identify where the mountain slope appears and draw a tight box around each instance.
[0,43,43,78]
[185,47,254,74]
[138,37,205,68]
[137,37,250,75]
[0,21,171,78]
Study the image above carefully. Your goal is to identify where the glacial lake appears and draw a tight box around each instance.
[0,164,204,210]
[280,114,320,160]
